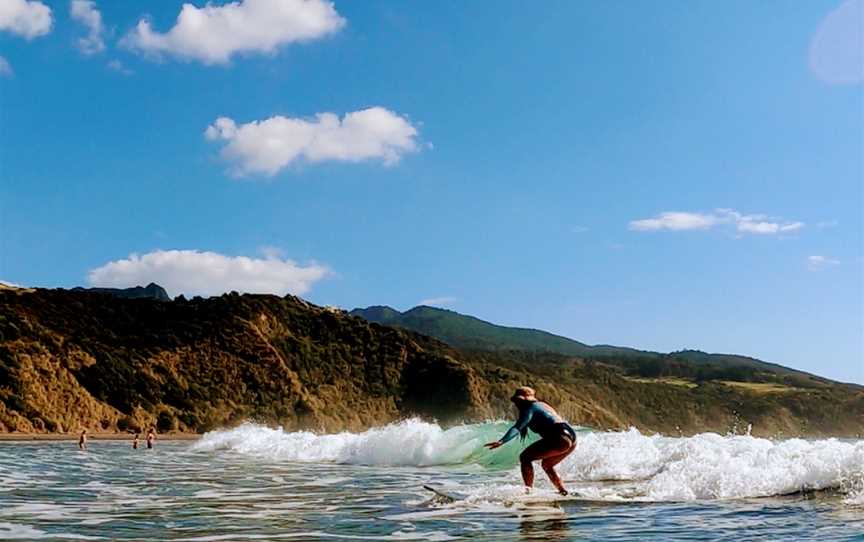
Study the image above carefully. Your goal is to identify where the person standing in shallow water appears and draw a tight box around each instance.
[78,429,87,451]
[484,386,577,495]
[146,428,156,449]
[132,432,140,450]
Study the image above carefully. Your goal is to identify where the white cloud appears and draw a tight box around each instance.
[107,59,133,75]
[206,107,421,176]
[807,255,840,271]
[419,296,457,307]
[719,209,804,235]
[735,217,804,235]
[70,0,105,54]
[809,0,863,85]
[0,56,12,77]
[88,249,331,297]
[629,212,718,232]
[0,279,23,288]
[121,0,344,65]
[630,209,805,236]
[0,0,52,39]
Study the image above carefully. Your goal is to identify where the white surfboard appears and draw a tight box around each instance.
[422,484,464,503]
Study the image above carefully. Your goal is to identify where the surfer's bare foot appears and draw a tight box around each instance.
[558,488,568,496]
[524,487,532,495]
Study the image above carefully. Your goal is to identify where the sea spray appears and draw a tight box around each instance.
[196,420,864,502]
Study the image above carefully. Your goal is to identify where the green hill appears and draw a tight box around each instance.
[349,305,835,386]
[351,305,594,355]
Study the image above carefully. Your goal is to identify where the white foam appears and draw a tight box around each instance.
[0,522,104,540]
[194,419,516,467]
[846,490,864,506]
[195,421,864,502]
[558,429,864,501]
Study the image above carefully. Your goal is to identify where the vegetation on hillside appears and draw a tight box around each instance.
[0,288,860,437]
[350,305,837,387]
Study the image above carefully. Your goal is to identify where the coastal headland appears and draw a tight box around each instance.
[1,286,861,438]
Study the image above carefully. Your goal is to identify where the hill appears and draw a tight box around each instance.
[71,283,170,302]
[0,288,860,437]
[349,305,832,386]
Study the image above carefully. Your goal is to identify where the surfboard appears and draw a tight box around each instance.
[422,484,462,503]
[423,484,622,507]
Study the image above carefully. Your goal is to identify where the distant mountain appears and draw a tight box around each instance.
[72,283,170,302]
[349,305,830,383]
[351,305,596,355]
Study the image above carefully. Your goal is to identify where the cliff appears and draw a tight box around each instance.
[0,288,861,437]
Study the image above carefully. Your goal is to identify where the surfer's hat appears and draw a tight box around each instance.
[510,386,537,402]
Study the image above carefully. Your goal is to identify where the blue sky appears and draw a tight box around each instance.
[1,0,861,383]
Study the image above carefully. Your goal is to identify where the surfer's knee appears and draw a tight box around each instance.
[519,450,534,465]
[540,458,555,472]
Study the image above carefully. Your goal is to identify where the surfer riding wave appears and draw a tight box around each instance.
[485,386,577,496]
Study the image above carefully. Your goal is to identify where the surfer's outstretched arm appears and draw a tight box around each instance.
[485,407,533,449]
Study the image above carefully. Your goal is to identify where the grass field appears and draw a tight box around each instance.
[623,377,698,389]
[718,381,806,394]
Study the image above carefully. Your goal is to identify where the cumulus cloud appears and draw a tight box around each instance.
[419,296,457,307]
[122,0,344,64]
[629,209,804,236]
[88,249,331,297]
[70,0,105,54]
[807,255,840,271]
[0,0,52,39]
[809,0,863,84]
[0,56,12,77]
[205,107,421,176]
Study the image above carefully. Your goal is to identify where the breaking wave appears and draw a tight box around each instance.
[195,420,864,502]
[194,419,529,468]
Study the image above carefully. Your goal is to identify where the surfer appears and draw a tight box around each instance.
[485,386,576,496]
[146,428,156,449]
[78,429,87,451]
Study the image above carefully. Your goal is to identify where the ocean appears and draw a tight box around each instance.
[1,420,862,541]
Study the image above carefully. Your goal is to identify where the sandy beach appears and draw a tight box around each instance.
[0,433,201,442]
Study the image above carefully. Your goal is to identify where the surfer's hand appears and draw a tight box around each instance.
[484,441,503,450]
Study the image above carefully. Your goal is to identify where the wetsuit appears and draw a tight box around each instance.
[500,401,576,444]
[497,400,577,495]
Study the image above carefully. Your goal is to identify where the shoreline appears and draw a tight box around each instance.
[0,433,202,442]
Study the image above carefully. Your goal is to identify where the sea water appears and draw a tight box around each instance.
[0,420,862,541]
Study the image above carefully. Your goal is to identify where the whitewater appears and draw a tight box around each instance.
[1,420,862,541]
[195,420,864,503]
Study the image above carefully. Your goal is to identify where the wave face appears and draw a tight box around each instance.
[195,420,864,502]
[194,420,529,468]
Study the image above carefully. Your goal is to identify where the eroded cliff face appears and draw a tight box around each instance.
[0,289,489,434]
[0,288,861,437]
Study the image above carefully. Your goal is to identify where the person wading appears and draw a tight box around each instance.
[484,386,577,495]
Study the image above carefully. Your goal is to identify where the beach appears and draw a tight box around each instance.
[0,433,201,442]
